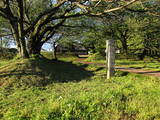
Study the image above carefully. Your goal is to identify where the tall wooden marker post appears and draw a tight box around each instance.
[106,39,115,79]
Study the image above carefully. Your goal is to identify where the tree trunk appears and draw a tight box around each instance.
[71,45,78,57]
[139,49,147,60]
[0,37,3,55]
[121,38,128,56]
[28,41,43,55]
[106,39,115,79]
[52,42,58,60]
[17,0,29,58]
[10,21,23,57]
[11,27,21,56]
[11,23,29,58]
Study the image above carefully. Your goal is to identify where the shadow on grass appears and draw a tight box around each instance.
[117,61,143,66]
[95,67,104,72]
[115,71,129,77]
[35,58,94,83]
[0,57,94,87]
[137,71,160,74]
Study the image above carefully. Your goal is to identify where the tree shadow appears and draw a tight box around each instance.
[0,57,94,87]
[36,58,94,83]
[136,71,160,74]
[95,67,104,72]
[115,71,129,77]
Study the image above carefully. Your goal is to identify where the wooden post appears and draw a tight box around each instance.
[106,39,115,79]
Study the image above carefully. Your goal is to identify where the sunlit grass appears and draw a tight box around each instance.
[0,60,10,67]
[85,56,160,71]
[0,63,160,120]
[0,54,160,120]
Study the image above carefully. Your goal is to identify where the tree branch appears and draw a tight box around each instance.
[26,0,67,33]
[41,19,66,43]
[89,0,139,16]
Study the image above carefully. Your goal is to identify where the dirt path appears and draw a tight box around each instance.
[75,58,160,77]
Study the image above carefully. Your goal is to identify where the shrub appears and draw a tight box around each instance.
[0,48,18,60]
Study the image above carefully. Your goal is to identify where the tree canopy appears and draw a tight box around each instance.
[0,0,144,58]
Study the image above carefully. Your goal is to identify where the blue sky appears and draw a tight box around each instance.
[10,42,52,51]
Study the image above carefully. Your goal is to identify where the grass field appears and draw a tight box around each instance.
[0,55,160,120]
[0,60,11,67]
[85,56,160,71]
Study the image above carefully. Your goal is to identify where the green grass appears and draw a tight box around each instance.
[116,59,160,70]
[0,60,11,67]
[0,55,160,120]
[85,57,160,71]
[42,51,78,62]
[0,56,92,87]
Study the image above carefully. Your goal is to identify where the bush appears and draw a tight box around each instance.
[0,48,18,60]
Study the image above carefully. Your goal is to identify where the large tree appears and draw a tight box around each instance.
[0,0,139,58]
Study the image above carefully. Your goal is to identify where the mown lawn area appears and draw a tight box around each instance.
[0,56,160,120]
